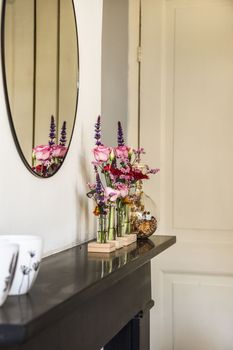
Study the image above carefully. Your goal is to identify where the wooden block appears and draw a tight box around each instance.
[116,234,137,246]
[128,234,137,242]
[120,234,137,242]
[88,241,116,253]
[107,240,124,250]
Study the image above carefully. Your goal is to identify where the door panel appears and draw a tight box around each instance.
[128,0,233,349]
[172,3,233,231]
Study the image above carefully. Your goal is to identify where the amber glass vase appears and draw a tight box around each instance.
[130,183,159,239]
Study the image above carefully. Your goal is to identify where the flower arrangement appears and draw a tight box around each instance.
[32,116,68,177]
[87,116,159,245]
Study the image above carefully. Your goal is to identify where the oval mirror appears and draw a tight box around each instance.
[2,0,79,177]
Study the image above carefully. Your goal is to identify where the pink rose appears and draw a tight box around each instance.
[104,187,119,202]
[33,145,52,161]
[116,183,129,198]
[52,145,67,158]
[114,146,130,160]
[93,145,111,162]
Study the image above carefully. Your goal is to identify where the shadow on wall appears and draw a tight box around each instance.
[75,126,95,243]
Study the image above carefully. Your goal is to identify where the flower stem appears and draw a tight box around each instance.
[108,205,116,240]
[123,203,131,235]
[97,214,107,243]
[117,201,124,237]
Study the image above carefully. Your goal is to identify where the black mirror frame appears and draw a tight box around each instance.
[1,0,80,178]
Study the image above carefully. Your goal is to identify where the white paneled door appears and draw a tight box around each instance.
[128,0,233,349]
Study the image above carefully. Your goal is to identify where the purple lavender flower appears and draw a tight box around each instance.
[117,121,125,146]
[49,115,56,146]
[95,116,102,146]
[94,166,98,174]
[59,121,67,146]
[95,173,106,212]
[148,168,160,174]
[96,173,102,197]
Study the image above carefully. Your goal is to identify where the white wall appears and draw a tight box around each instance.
[0,0,103,256]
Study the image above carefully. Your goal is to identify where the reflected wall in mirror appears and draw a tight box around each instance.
[2,0,79,177]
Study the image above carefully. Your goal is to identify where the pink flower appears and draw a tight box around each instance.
[93,145,111,162]
[120,165,130,174]
[52,145,67,158]
[87,182,96,190]
[119,174,131,181]
[114,146,130,160]
[116,183,129,198]
[33,145,52,161]
[133,147,145,155]
[104,187,119,202]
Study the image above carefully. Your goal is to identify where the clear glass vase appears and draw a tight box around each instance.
[107,205,116,241]
[116,201,132,237]
[123,203,132,235]
[97,214,107,243]
[116,201,125,237]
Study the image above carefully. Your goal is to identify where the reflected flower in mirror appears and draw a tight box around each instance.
[32,116,68,177]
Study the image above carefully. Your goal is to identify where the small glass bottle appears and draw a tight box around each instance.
[97,214,107,243]
[107,205,116,241]
[116,201,125,237]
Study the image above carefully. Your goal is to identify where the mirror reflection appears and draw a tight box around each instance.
[3,0,79,177]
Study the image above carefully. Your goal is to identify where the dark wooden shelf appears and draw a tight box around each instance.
[0,235,176,350]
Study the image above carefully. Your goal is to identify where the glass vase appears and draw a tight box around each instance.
[131,189,159,239]
[97,214,107,243]
[116,201,132,237]
[107,205,116,241]
[123,203,132,235]
[116,201,125,237]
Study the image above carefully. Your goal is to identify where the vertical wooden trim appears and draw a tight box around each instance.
[56,0,61,140]
[137,0,142,149]
[32,0,37,155]
[127,0,140,148]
